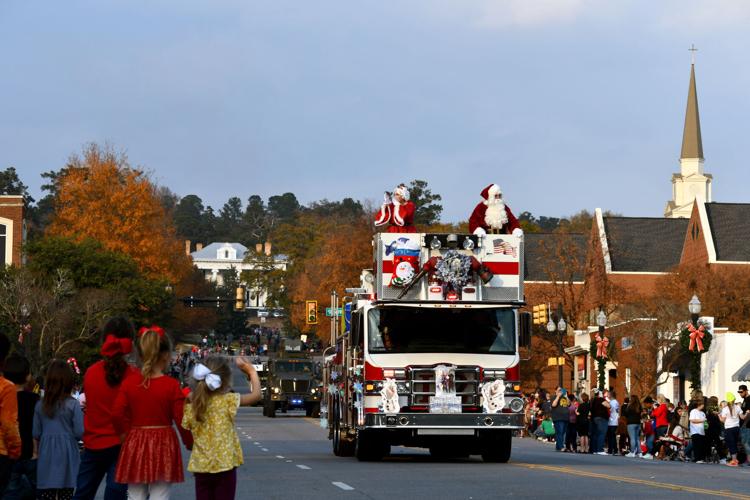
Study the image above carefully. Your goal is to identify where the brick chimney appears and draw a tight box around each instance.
[196,242,203,251]
[255,243,262,253]
[185,240,191,255]
[264,242,272,256]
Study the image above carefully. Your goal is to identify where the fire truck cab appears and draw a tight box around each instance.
[323,232,531,462]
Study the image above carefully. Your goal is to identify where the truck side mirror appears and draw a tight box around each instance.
[519,311,532,350]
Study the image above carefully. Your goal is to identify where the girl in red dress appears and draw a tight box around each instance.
[112,326,192,500]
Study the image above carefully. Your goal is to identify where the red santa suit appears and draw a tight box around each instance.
[468,184,522,236]
[374,185,416,233]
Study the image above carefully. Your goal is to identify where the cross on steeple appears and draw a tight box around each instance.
[689,44,698,65]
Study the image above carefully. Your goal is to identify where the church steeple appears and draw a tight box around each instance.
[664,54,712,219]
[680,63,703,160]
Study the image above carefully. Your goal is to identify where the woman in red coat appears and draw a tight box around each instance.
[374,184,416,233]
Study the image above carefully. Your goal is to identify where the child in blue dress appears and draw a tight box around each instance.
[33,360,84,500]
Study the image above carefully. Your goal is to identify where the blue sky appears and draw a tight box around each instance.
[2,1,749,222]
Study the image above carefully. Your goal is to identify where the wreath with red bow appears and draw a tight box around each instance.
[679,321,712,391]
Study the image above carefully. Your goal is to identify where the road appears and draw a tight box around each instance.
[158,405,750,499]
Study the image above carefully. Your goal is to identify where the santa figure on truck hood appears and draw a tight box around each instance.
[468,184,523,237]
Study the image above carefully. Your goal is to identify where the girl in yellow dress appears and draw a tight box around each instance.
[182,356,261,500]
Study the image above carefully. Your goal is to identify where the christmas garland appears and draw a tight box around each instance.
[589,337,611,390]
[434,250,473,289]
[679,322,712,392]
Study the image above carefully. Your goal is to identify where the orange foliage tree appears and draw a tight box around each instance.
[274,212,373,343]
[47,144,191,283]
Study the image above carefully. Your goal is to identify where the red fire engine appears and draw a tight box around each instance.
[322,232,531,462]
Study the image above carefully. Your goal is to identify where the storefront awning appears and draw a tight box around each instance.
[732,359,750,382]
[564,345,588,356]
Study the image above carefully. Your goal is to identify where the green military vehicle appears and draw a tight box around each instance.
[263,357,321,418]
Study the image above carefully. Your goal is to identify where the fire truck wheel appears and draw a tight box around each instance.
[480,430,512,463]
[355,430,388,461]
[332,399,354,456]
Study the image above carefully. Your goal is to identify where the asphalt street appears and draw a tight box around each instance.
[90,369,750,499]
[151,405,750,500]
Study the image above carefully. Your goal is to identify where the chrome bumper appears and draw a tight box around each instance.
[364,412,524,429]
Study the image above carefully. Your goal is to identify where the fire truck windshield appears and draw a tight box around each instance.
[367,306,515,354]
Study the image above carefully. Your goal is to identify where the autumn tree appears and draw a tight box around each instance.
[47,143,191,283]
[0,266,126,373]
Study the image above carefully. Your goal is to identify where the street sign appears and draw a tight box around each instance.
[325,307,343,317]
[345,287,368,294]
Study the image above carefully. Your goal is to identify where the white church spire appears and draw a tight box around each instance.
[665,49,713,218]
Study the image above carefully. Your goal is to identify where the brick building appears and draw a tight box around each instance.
[0,195,25,266]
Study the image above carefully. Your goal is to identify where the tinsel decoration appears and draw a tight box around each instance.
[434,250,473,290]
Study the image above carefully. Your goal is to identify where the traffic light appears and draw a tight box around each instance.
[306,300,318,325]
[532,303,548,325]
[234,287,246,311]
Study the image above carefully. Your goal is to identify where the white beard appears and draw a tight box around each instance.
[484,199,508,229]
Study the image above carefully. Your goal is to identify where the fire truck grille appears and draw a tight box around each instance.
[281,380,309,393]
[408,367,480,408]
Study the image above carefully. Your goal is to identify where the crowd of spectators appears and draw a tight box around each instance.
[523,385,750,467]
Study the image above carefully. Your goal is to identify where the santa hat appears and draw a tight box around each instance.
[393,184,410,201]
[480,184,502,204]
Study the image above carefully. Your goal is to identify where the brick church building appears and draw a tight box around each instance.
[522,60,750,401]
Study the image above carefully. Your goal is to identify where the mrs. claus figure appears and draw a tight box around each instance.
[468,183,523,236]
[374,183,416,233]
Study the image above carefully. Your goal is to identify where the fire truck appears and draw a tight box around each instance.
[322,232,531,462]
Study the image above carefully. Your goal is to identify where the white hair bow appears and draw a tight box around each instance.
[193,363,222,391]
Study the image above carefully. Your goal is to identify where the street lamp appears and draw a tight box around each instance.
[595,308,608,390]
[547,308,567,389]
[688,295,701,326]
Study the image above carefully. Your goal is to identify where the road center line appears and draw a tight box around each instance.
[276,455,285,459]
[332,482,354,491]
[296,465,311,470]
[512,463,750,500]
[261,448,269,452]
[253,442,260,445]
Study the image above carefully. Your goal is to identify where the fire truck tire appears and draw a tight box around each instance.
[480,430,512,463]
[332,399,355,457]
[355,430,388,461]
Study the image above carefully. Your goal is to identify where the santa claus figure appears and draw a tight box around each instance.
[374,183,416,233]
[468,184,523,237]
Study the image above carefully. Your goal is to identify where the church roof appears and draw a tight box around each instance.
[603,217,688,272]
[704,203,750,262]
[680,64,704,160]
[523,233,588,282]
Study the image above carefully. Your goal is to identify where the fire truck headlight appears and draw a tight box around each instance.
[507,398,525,413]
[429,236,442,250]
[462,237,475,250]
[272,387,280,394]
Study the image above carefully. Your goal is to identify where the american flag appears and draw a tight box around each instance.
[492,240,517,257]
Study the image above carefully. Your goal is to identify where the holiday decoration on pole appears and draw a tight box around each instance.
[594,333,609,359]
[687,323,706,352]
[591,309,609,390]
[67,357,81,375]
[679,321,712,392]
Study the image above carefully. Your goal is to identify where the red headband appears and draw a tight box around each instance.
[100,334,133,358]
[137,325,166,338]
